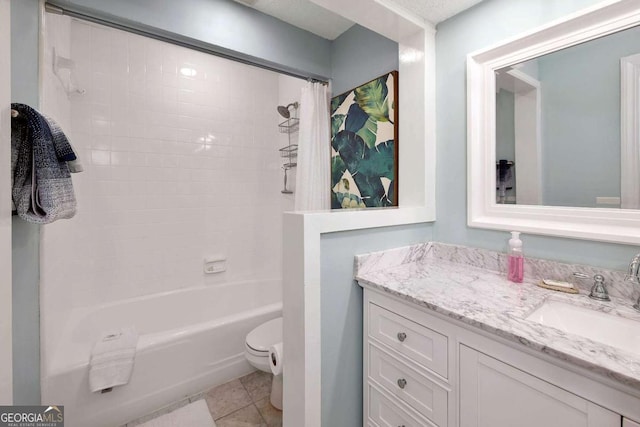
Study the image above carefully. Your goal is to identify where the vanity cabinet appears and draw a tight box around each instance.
[459,345,618,427]
[365,292,452,427]
[362,288,640,427]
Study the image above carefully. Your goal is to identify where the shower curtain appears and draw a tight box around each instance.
[294,82,331,211]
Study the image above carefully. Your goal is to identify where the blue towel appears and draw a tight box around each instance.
[11,103,80,224]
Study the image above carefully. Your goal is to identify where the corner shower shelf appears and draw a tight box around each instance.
[278,115,299,194]
[278,117,299,134]
[280,144,298,169]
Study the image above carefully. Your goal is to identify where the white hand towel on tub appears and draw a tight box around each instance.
[89,327,138,393]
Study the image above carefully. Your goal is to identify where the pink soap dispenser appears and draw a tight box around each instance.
[507,231,524,283]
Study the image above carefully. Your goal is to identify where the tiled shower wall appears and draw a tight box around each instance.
[41,17,301,343]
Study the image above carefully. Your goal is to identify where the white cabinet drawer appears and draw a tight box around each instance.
[368,384,436,427]
[369,302,448,378]
[369,343,448,426]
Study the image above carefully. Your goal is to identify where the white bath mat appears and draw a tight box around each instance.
[138,400,216,427]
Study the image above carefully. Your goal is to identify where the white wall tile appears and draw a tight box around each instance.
[41,19,302,322]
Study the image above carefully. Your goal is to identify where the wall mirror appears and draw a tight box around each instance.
[467,0,640,244]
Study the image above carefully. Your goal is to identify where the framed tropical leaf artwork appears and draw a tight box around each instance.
[330,71,398,209]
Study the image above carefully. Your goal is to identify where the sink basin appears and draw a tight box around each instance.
[526,300,640,354]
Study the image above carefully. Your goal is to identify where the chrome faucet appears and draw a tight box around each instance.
[625,253,640,312]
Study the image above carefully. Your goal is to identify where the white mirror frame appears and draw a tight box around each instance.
[467,0,640,245]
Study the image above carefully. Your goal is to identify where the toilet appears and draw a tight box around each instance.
[244,317,283,410]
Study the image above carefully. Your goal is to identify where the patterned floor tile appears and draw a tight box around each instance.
[215,405,267,427]
[255,397,282,427]
[239,371,272,402]
[204,379,253,419]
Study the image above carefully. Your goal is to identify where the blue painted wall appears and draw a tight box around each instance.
[320,223,432,427]
[318,24,412,427]
[434,0,640,271]
[11,0,41,405]
[330,24,398,95]
[49,0,332,80]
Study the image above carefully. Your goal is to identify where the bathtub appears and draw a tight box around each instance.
[41,279,282,427]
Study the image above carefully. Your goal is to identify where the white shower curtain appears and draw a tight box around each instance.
[294,82,331,211]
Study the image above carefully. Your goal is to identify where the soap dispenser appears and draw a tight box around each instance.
[508,231,524,283]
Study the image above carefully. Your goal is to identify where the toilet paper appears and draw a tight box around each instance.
[269,342,283,376]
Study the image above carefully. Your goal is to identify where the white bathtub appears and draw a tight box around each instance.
[41,279,282,427]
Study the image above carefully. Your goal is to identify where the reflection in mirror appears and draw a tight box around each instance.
[495,24,640,209]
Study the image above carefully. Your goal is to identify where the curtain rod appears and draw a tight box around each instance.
[307,78,328,86]
[44,2,329,85]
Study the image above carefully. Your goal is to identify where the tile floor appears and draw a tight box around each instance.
[205,371,282,427]
[125,371,282,427]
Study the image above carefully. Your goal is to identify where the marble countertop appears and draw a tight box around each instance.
[355,243,640,390]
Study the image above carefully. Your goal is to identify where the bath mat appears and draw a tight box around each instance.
[138,400,216,427]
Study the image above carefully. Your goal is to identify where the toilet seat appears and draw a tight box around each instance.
[245,317,282,357]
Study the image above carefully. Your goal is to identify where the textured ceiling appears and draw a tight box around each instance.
[386,0,484,25]
[233,0,484,40]
[232,0,355,40]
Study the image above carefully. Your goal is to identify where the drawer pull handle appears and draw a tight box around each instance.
[397,378,407,389]
[397,332,407,342]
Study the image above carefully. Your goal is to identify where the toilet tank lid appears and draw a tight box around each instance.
[246,317,283,353]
